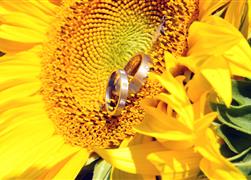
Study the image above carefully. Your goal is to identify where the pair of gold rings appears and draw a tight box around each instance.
[105,53,152,116]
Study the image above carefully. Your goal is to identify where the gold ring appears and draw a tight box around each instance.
[124,53,152,94]
[105,69,129,116]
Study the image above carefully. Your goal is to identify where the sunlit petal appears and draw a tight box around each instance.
[195,129,245,179]
[199,0,230,20]
[95,142,166,175]
[148,149,201,179]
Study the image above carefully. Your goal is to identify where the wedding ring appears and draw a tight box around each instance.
[105,54,152,116]
[105,69,129,116]
[124,53,152,94]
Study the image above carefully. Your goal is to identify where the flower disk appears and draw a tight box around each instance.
[41,0,198,149]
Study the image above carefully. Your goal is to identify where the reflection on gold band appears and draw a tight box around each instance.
[105,53,152,116]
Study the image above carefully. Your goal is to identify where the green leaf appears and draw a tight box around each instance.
[220,142,236,158]
[212,79,251,177]
[231,147,251,177]
[212,80,251,134]
[93,159,112,180]
[213,103,251,134]
[229,147,251,161]
[232,80,251,106]
[76,158,100,180]
[248,38,251,47]
[217,125,251,153]
[211,80,251,135]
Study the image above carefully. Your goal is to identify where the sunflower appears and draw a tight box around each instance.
[96,71,245,179]
[0,0,199,178]
[177,16,251,106]
[199,0,250,38]
[96,15,250,180]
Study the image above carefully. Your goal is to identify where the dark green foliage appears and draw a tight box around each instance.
[248,38,251,47]
[213,79,251,177]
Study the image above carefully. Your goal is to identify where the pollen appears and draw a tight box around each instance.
[41,0,198,149]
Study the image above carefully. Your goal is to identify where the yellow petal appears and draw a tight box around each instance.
[195,129,221,164]
[3,136,80,179]
[0,0,55,23]
[147,149,201,179]
[0,101,48,135]
[180,16,245,104]
[184,17,251,105]
[194,112,218,133]
[0,47,41,84]
[150,72,188,103]
[0,80,41,106]
[200,56,232,106]
[199,158,246,180]
[111,168,155,180]
[150,71,194,129]
[135,124,193,141]
[134,105,192,141]
[157,140,194,151]
[95,142,166,175]
[0,91,84,179]
[192,91,208,119]
[224,0,247,30]
[0,64,39,81]
[0,45,42,64]
[0,12,49,34]
[188,16,243,56]
[0,2,53,53]
[156,93,194,129]
[0,113,51,177]
[164,51,179,72]
[156,100,168,114]
[52,149,90,179]
[0,38,38,54]
[128,133,153,146]
[119,136,134,148]
[187,74,212,103]
[237,1,249,38]
[0,6,9,14]
[199,0,230,20]
[176,56,197,73]
[49,0,63,6]
[38,154,79,179]
[224,38,251,78]
[196,129,245,180]
[0,24,46,43]
[0,95,42,116]
[33,1,59,16]
[248,0,251,38]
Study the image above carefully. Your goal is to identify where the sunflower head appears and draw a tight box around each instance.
[38,0,199,149]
